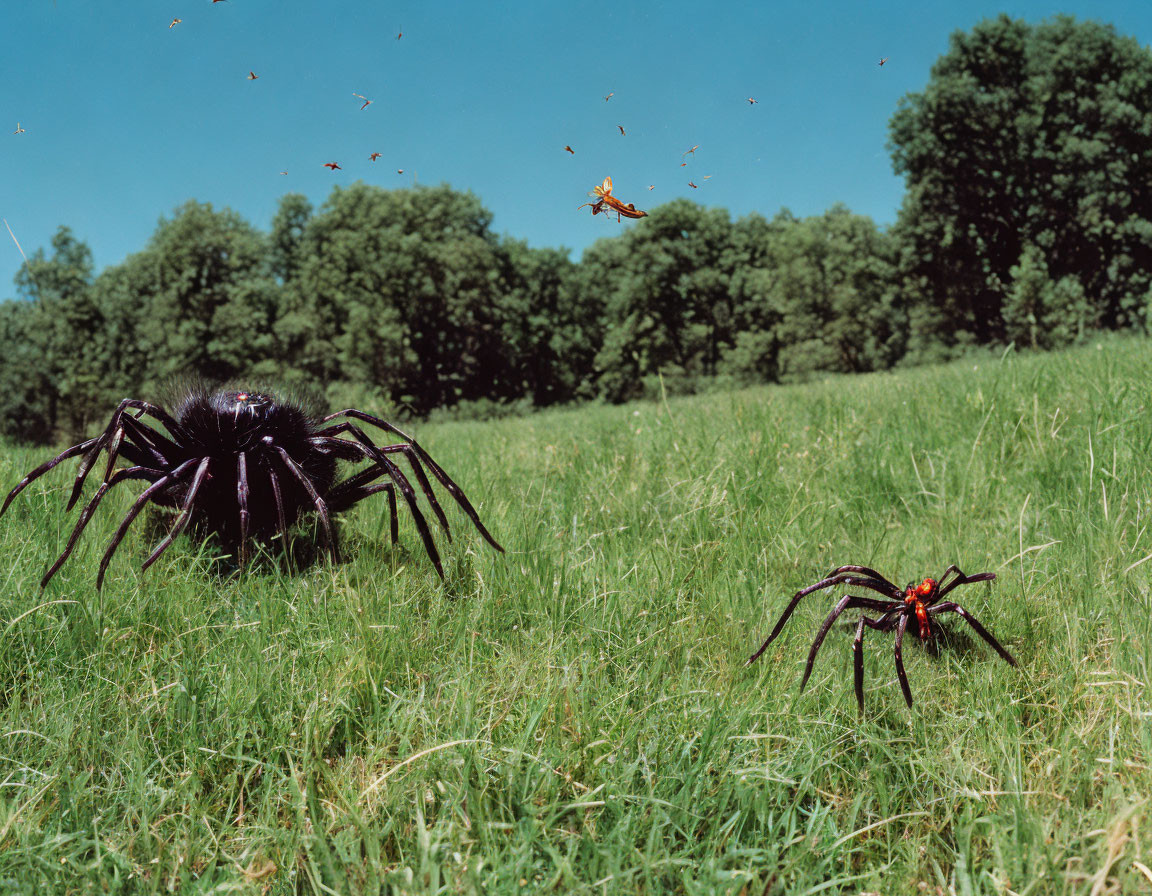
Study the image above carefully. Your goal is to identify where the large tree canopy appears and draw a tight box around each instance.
[890,14,1152,348]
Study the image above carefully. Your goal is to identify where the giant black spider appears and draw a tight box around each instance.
[746,564,1017,711]
[0,386,504,588]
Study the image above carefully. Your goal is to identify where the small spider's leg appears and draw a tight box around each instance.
[928,601,1018,666]
[321,410,504,552]
[237,452,250,569]
[1,438,97,516]
[934,569,995,602]
[316,426,452,539]
[40,466,164,588]
[894,615,914,707]
[746,575,897,665]
[798,595,897,692]
[141,457,211,572]
[96,457,200,590]
[321,434,443,577]
[272,447,339,563]
[853,615,890,713]
[826,566,902,593]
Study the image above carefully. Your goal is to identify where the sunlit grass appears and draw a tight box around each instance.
[1,338,1151,894]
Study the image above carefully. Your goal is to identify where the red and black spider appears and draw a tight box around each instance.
[746,564,1017,711]
[1,386,503,588]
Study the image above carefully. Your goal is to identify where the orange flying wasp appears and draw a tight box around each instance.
[579,176,648,222]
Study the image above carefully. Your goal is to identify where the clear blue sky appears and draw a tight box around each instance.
[2,0,1151,298]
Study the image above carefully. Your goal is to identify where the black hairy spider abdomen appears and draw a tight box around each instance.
[1,385,504,589]
[159,389,337,543]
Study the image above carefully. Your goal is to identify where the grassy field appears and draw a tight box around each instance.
[1,339,1151,895]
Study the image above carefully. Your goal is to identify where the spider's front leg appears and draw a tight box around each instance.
[853,612,898,713]
[747,573,903,665]
[928,601,1018,667]
[934,565,995,602]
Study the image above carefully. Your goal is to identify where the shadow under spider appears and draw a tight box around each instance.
[139,508,473,588]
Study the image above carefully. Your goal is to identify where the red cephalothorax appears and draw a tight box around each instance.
[905,578,937,640]
[747,564,1018,712]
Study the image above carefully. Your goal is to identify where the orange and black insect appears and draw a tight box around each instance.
[747,564,1017,712]
[578,177,648,222]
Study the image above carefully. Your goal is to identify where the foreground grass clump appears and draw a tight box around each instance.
[1,338,1151,894]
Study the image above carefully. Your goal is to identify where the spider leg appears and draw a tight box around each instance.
[96,457,200,590]
[928,601,1018,666]
[320,410,504,552]
[70,400,183,509]
[140,457,212,572]
[327,465,391,507]
[825,565,902,593]
[934,566,996,602]
[1,438,97,516]
[317,426,452,539]
[317,431,443,577]
[853,614,897,713]
[329,480,399,544]
[272,447,339,563]
[798,595,900,692]
[746,574,902,665]
[88,413,176,506]
[237,452,250,569]
[264,457,288,540]
[40,466,164,588]
[894,615,914,707]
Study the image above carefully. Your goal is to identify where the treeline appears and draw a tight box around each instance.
[3,13,1152,444]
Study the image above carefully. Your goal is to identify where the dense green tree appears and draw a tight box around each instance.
[586,200,735,401]
[890,14,1152,347]
[268,193,313,284]
[282,183,514,412]
[499,240,592,406]
[109,200,276,387]
[769,205,902,379]
[0,300,52,442]
[719,211,793,384]
[6,227,102,440]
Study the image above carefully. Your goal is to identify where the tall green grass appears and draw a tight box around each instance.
[1,338,1150,894]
